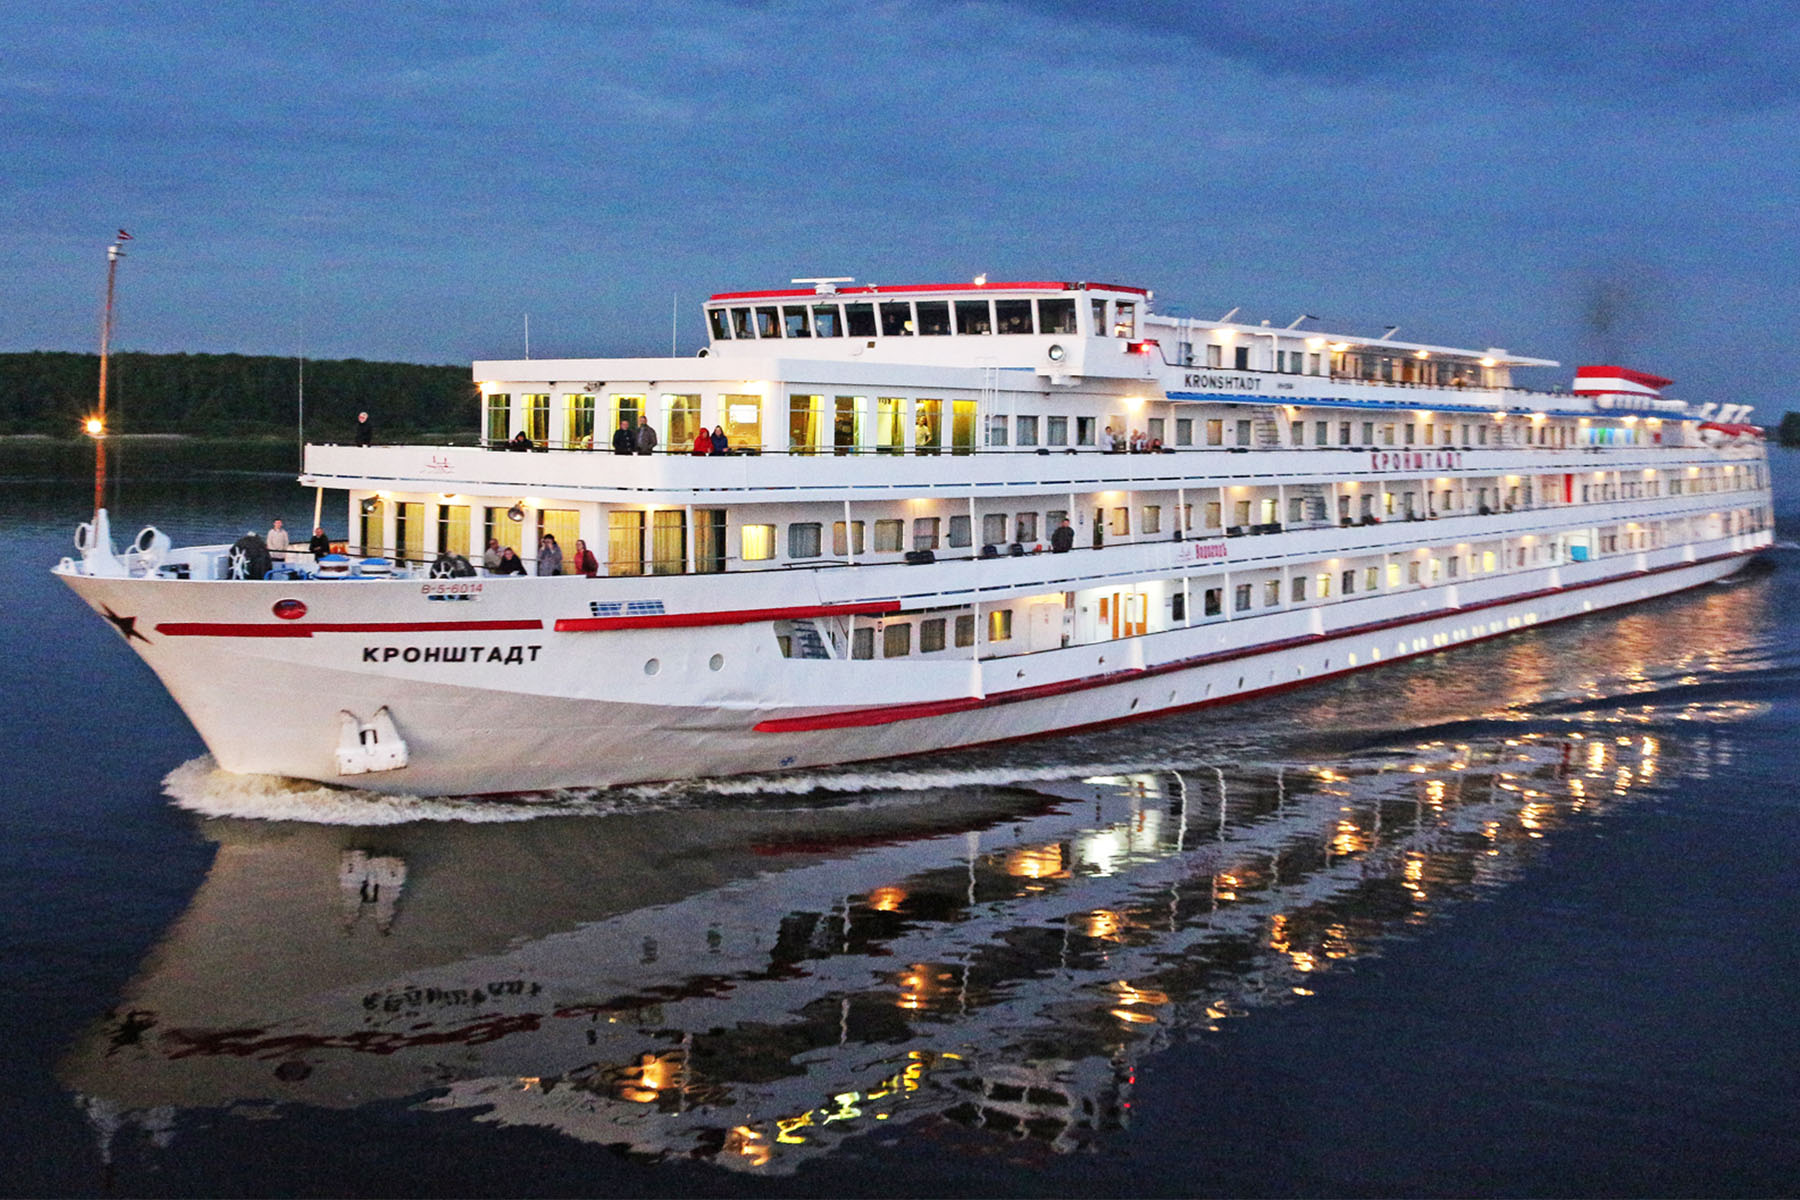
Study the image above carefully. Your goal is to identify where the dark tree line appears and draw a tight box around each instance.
[1780,411,1800,447]
[0,351,478,437]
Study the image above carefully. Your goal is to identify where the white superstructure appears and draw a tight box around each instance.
[56,278,1774,794]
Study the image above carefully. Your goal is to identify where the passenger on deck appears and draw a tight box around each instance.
[536,533,563,576]
[355,411,373,446]
[1050,518,1074,553]
[309,527,332,558]
[265,519,290,561]
[634,418,658,455]
[709,425,728,455]
[575,538,598,577]
[693,429,710,455]
[482,538,503,571]
[612,418,635,455]
[509,431,533,451]
[1099,425,1118,452]
[493,547,526,575]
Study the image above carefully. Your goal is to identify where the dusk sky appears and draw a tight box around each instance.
[8,1,1797,412]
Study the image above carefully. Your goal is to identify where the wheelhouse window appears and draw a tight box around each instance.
[708,309,730,340]
[754,307,780,338]
[879,301,914,336]
[730,307,753,338]
[994,299,1033,334]
[1113,301,1136,338]
[1037,297,1077,334]
[954,299,992,335]
[812,304,842,337]
[782,306,811,338]
[916,301,951,335]
[844,302,876,337]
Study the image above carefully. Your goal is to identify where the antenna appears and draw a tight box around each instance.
[297,313,305,471]
[524,313,531,359]
[1378,325,1401,341]
[1217,306,1240,324]
[1285,313,1317,329]
[91,231,130,525]
[792,276,854,295]
[671,291,678,356]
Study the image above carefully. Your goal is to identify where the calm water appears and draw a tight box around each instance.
[3,451,1798,1197]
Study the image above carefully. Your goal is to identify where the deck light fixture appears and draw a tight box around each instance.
[359,497,378,515]
[507,502,526,523]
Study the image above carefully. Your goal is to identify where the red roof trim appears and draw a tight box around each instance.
[753,549,1756,733]
[554,599,901,633]
[707,281,1149,303]
[155,619,544,638]
[1574,364,1674,389]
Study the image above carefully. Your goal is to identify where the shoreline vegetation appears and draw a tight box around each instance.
[0,350,474,439]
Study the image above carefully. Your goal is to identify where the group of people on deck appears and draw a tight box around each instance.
[1098,425,1165,454]
[480,534,598,578]
[505,419,734,454]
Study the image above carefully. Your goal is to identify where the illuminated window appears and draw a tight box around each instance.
[741,524,775,561]
[1142,505,1161,534]
[485,393,510,444]
[988,609,1012,641]
[832,520,865,556]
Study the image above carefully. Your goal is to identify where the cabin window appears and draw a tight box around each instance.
[1205,501,1221,528]
[1142,505,1161,534]
[982,514,1007,546]
[844,302,876,337]
[1313,420,1328,446]
[988,610,1012,641]
[1172,591,1186,621]
[911,517,938,550]
[741,524,775,561]
[394,502,424,565]
[952,400,977,455]
[812,304,842,337]
[985,415,1008,446]
[1288,497,1303,524]
[1047,415,1069,445]
[873,519,904,552]
[921,618,946,653]
[1339,422,1352,445]
[1361,421,1375,444]
[1236,419,1252,445]
[754,306,780,338]
[437,505,470,557]
[1207,343,1223,368]
[1404,423,1416,444]
[915,399,943,453]
[1343,568,1359,594]
[1235,583,1252,611]
[1204,588,1223,617]
[708,309,731,340]
[1291,576,1307,602]
[539,509,580,574]
[1147,418,1164,445]
[948,515,971,548]
[832,520,865,556]
[955,299,992,335]
[1175,418,1193,446]
[1317,573,1334,598]
[1110,507,1130,536]
[955,614,975,647]
[1447,556,1460,578]
[916,301,951,335]
[485,393,510,444]
[523,394,550,443]
[1233,500,1251,526]
[1016,513,1038,543]
[359,498,384,555]
[833,395,866,454]
[884,623,912,658]
[782,305,811,338]
[852,628,874,659]
[1016,415,1039,446]
[663,393,701,448]
[1264,579,1281,606]
[879,301,914,336]
[1207,419,1223,446]
[1076,416,1095,446]
[566,394,596,448]
[787,523,822,559]
[995,299,1033,334]
[1046,509,1067,533]
[722,394,761,451]
[695,509,726,572]
[608,511,645,576]
[1259,498,1278,525]
[788,394,823,455]
[1091,297,1107,334]
[1038,297,1077,335]
[729,307,753,338]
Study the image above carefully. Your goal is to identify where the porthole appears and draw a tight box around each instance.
[644,658,660,676]
[708,653,724,672]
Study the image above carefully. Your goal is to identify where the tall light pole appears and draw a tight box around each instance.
[92,230,130,524]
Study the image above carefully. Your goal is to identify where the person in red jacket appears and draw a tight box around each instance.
[693,429,710,455]
[574,538,599,577]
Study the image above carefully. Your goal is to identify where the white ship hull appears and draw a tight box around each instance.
[57,534,1765,795]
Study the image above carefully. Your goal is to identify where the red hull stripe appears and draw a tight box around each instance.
[753,548,1756,734]
[554,600,901,633]
[155,619,543,638]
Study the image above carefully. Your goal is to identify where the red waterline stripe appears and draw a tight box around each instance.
[753,547,1759,733]
[554,600,901,633]
[155,619,544,638]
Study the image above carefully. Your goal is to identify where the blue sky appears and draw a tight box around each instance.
[6,0,1796,412]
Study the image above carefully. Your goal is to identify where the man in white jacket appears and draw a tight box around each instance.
[266,519,291,562]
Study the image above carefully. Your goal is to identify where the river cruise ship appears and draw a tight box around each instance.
[56,278,1773,794]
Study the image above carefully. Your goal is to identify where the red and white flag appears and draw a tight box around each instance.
[116,229,133,241]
